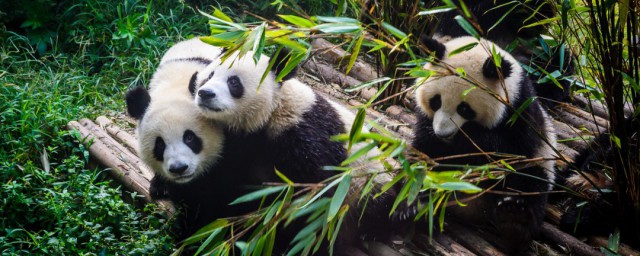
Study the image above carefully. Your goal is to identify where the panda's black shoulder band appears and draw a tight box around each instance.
[125,86,151,120]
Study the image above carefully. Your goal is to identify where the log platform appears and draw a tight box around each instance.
[66,39,637,255]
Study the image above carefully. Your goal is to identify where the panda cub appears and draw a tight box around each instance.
[411,36,557,252]
[125,38,231,237]
[191,49,396,251]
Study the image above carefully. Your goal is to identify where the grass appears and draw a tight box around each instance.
[0,0,221,253]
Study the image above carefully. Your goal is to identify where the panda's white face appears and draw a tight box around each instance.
[137,99,224,184]
[194,52,278,133]
[415,36,522,141]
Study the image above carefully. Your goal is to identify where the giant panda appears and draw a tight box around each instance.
[409,36,557,253]
[191,49,397,253]
[125,38,255,239]
[427,0,573,107]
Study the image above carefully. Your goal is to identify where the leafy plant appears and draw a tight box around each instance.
[560,0,639,247]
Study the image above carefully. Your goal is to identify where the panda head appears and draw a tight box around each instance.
[126,86,224,184]
[415,36,523,141]
[193,49,297,132]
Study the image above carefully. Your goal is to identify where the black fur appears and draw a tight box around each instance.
[183,129,202,154]
[271,96,347,183]
[188,72,198,96]
[163,57,212,66]
[270,95,397,251]
[411,71,551,253]
[125,86,151,119]
[227,75,244,98]
[433,0,552,47]
[420,35,446,60]
[149,129,274,242]
[482,56,512,79]
[153,137,165,161]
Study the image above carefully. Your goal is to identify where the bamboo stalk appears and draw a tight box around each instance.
[445,221,506,256]
[67,120,174,215]
[96,116,138,155]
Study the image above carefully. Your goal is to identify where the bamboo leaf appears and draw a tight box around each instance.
[381,22,407,39]
[200,36,235,48]
[436,182,482,193]
[520,17,560,30]
[418,6,455,16]
[292,217,323,243]
[229,185,287,205]
[342,142,377,166]
[315,16,359,24]
[212,8,233,22]
[454,15,479,38]
[182,219,229,245]
[271,37,307,52]
[328,175,352,222]
[278,14,317,28]
[346,32,365,75]
[314,23,361,34]
[345,77,391,92]
[347,108,366,151]
[507,96,537,126]
[447,42,478,57]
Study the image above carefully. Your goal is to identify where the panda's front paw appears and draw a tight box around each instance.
[150,176,170,199]
[493,196,540,253]
[391,203,419,222]
[497,196,526,213]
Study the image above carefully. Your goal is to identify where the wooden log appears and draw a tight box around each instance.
[588,236,640,256]
[445,221,506,256]
[303,59,362,89]
[385,105,417,125]
[407,232,478,256]
[540,222,603,256]
[67,120,174,214]
[96,116,138,155]
[557,103,609,129]
[311,38,379,82]
[573,95,610,119]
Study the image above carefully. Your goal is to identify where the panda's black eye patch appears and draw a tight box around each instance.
[457,102,476,120]
[183,129,203,154]
[429,94,442,111]
[153,137,165,161]
[227,75,244,98]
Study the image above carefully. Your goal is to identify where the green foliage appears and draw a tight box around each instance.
[559,0,640,246]
[0,0,221,253]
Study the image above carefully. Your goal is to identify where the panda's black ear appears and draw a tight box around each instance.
[482,56,512,79]
[125,86,151,120]
[272,48,299,81]
[189,71,198,96]
[420,35,445,60]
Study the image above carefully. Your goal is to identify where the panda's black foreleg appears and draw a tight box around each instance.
[490,165,550,253]
[149,175,171,199]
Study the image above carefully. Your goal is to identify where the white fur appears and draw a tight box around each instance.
[138,98,224,183]
[195,51,279,133]
[415,36,523,138]
[136,39,224,183]
[266,79,317,138]
[160,37,222,65]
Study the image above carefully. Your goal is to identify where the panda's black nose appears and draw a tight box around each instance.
[198,89,216,99]
[169,163,188,174]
